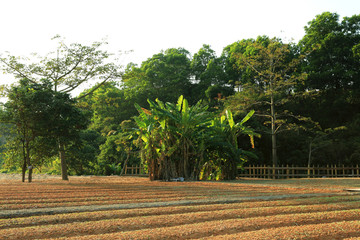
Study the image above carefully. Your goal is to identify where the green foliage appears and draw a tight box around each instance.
[2,12,359,178]
[95,120,139,176]
[0,36,123,94]
[134,95,257,181]
[78,82,133,135]
[123,48,193,104]
[66,130,103,175]
[225,37,307,166]
[0,79,88,180]
[0,36,122,180]
[96,133,125,175]
[0,123,11,168]
[300,12,360,90]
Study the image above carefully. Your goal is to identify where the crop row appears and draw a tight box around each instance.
[1,196,360,239]
[3,209,360,239]
[1,195,360,228]
[202,220,360,240]
[0,178,342,197]
[1,177,358,239]
[0,191,356,211]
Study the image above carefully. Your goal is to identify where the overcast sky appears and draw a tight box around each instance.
[1,0,359,89]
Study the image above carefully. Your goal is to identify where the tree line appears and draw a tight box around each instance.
[0,12,359,181]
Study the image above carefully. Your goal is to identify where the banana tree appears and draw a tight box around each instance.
[206,109,259,180]
[134,95,258,181]
[134,103,160,180]
[147,96,212,180]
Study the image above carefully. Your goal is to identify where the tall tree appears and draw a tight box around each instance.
[0,36,122,180]
[191,44,233,101]
[78,82,131,135]
[297,12,360,165]
[300,12,360,90]
[0,36,122,94]
[0,79,40,182]
[226,36,307,167]
[122,48,193,104]
[46,90,88,180]
[222,39,257,90]
[1,79,87,181]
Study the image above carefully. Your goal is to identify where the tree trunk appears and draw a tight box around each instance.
[308,141,312,167]
[22,141,26,182]
[28,167,33,183]
[268,58,278,169]
[22,160,26,183]
[59,143,69,181]
[120,151,131,176]
[25,140,32,183]
[270,89,278,167]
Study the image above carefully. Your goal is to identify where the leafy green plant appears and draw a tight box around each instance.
[134,95,258,181]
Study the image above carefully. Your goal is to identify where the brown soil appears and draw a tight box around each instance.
[0,175,359,239]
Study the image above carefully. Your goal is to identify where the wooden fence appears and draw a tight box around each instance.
[238,165,360,179]
[123,164,360,179]
[123,165,147,176]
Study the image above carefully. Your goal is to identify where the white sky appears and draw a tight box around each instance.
[0,0,359,91]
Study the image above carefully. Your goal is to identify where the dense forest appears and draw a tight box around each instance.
[0,12,359,181]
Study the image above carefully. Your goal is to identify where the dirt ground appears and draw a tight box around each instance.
[1,174,360,239]
[1,172,359,190]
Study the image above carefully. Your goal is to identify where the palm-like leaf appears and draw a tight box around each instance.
[134,95,258,181]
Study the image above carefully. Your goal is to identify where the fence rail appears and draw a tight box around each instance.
[123,164,360,179]
[238,165,360,179]
[123,165,147,176]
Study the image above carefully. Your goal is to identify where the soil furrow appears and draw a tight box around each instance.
[41,211,360,240]
[1,205,360,239]
[0,192,348,217]
[1,200,360,230]
[202,220,360,240]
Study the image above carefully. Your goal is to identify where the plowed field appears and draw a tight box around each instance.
[0,175,359,239]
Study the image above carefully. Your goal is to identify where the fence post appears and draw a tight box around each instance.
[312,165,315,178]
[263,165,266,178]
[326,165,329,177]
[357,164,359,177]
[272,164,276,179]
[286,164,289,179]
[307,165,310,178]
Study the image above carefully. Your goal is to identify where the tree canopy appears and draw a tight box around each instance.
[1,12,359,180]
